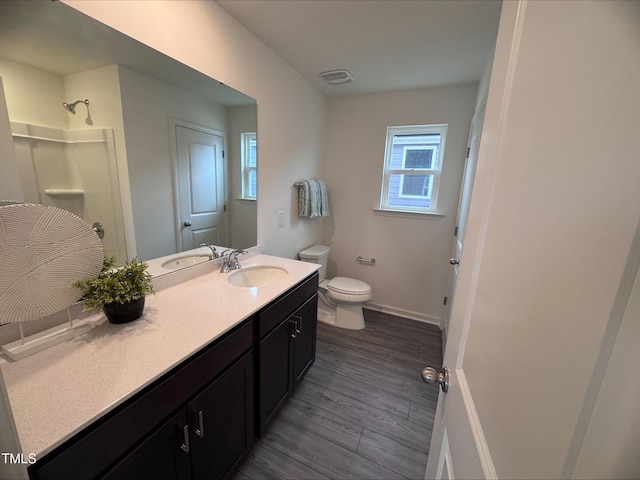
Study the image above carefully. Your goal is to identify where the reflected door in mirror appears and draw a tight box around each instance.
[176,126,226,250]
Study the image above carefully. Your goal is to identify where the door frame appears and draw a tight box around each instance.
[168,118,228,252]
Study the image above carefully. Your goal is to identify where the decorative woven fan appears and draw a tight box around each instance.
[0,203,104,324]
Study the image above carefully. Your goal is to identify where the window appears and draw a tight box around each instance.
[380,124,447,213]
[241,132,257,200]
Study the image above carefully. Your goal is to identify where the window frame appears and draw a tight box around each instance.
[240,132,257,201]
[399,145,437,199]
[379,124,447,214]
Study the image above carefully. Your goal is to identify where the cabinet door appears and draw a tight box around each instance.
[292,294,318,389]
[99,410,192,480]
[188,351,253,480]
[258,318,294,435]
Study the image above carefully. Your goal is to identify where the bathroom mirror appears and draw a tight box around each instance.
[0,1,257,274]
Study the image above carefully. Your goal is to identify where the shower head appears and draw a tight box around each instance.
[62,99,89,114]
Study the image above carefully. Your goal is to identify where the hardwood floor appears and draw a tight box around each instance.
[236,308,443,480]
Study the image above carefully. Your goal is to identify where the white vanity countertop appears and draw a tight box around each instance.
[0,254,319,459]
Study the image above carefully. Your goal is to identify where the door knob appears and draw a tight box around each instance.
[183,221,192,227]
[449,258,459,265]
[421,366,449,393]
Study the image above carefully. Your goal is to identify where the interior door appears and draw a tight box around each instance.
[425,1,640,479]
[441,103,485,350]
[175,125,225,250]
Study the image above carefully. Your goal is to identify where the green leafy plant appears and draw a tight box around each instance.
[73,256,155,312]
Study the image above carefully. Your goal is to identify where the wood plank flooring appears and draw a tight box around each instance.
[236,308,443,480]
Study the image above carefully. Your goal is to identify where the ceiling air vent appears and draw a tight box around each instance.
[319,69,354,85]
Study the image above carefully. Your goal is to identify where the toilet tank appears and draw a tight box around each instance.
[299,244,330,282]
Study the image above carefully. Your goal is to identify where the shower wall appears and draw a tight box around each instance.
[10,122,126,260]
[0,58,128,262]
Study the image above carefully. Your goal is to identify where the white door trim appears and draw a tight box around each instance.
[435,430,453,480]
[457,370,497,479]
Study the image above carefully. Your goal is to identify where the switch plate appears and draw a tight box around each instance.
[278,211,284,227]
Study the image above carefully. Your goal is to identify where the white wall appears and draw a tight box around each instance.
[63,0,327,260]
[323,85,477,322]
[0,58,68,129]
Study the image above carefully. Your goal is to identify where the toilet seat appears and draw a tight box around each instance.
[327,277,372,295]
[326,277,372,303]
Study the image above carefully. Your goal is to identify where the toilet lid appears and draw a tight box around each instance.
[327,277,372,295]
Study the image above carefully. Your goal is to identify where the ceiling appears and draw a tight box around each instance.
[217,0,503,97]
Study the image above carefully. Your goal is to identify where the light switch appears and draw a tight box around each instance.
[278,211,285,227]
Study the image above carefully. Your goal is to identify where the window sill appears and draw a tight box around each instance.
[373,208,444,219]
[236,198,256,203]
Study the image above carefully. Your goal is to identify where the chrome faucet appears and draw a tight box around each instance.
[200,243,219,259]
[220,249,247,273]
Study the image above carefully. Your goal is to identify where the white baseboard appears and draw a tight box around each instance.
[364,302,441,326]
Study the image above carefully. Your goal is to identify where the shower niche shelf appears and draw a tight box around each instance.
[44,189,85,199]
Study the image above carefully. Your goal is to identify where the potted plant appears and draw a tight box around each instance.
[73,256,154,324]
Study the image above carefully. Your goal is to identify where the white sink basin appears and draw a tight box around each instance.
[227,265,288,288]
[161,254,211,270]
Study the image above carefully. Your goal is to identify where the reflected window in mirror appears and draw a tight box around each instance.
[241,132,257,200]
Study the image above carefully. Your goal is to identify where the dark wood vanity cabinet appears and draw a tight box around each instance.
[28,272,318,480]
[100,351,253,480]
[257,272,318,435]
[29,320,254,480]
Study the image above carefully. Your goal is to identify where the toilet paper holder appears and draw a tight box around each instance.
[357,256,376,265]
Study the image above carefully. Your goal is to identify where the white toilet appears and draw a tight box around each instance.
[299,245,372,330]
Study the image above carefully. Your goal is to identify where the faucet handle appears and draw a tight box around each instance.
[229,249,247,269]
[220,249,246,272]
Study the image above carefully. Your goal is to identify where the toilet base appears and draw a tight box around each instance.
[336,304,366,330]
[317,300,365,330]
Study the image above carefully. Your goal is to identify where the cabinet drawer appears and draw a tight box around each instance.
[29,319,254,480]
[258,272,318,338]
